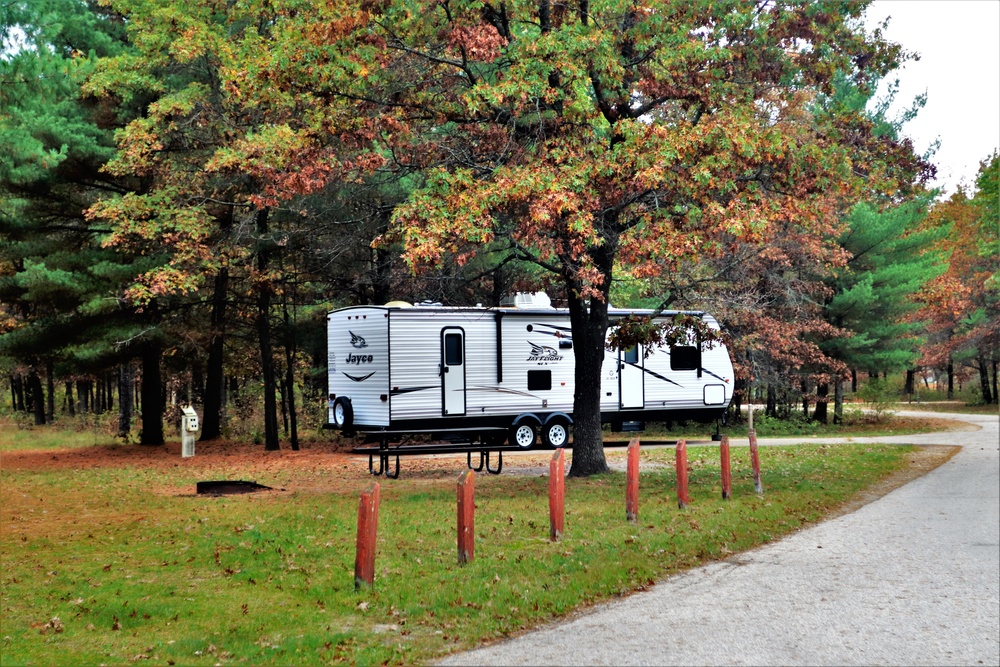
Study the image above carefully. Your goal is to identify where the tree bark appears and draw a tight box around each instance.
[118,364,133,438]
[283,299,300,451]
[947,357,954,399]
[991,359,998,406]
[255,207,280,451]
[801,379,810,419]
[851,369,857,393]
[371,243,394,306]
[977,355,993,404]
[833,376,844,424]
[140,340,164,445]
[65,382,75,417]
[565,239,614,477]
[200,266,229,441]
[813,382,828,424]
[45,359,55,423]
[28,368,45,425]
[12,374,25,412]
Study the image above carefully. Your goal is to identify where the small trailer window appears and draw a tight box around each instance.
[623,345,639,364]
[444,333,463,365]
[670,345,700,371]
[528,370,552,391]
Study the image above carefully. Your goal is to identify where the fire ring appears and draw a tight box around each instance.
[196,480,273,496]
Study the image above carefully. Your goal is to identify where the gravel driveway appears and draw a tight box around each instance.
[440,410,1000,666]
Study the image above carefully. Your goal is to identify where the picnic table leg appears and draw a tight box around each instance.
[384,453,400,479]
[468,450,486,472]
[368,452,384,476]
[485,450,503,474]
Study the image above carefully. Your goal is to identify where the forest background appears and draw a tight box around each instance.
[1,0,997,468]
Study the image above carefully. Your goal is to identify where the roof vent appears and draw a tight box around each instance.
[500,292,553,309]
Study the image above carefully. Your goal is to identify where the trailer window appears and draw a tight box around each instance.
[623,345,639,364]
[670,345,700,371]
[528,370,552,391]
[444,333,463,365]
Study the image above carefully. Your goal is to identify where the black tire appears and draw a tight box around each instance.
[542,419,570,448]
[332,396,353,429]
[509,422,537,450]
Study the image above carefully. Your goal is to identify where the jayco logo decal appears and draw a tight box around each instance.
[350,331,368,349]
[345,353,374,364]
[346,331,373,364]
[527,342,562,363]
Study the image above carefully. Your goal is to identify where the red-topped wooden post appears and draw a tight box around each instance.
[457,470,475,564]
[676,439,689,510]
[354,482,381,590]
[549,449,565,541]
[720,434,732,500]
[749,429,763,494]
[626,436,640,522]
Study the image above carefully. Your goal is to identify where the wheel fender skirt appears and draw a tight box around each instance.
[512,413,542,427]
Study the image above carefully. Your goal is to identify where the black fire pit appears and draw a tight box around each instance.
[196,480,273,496]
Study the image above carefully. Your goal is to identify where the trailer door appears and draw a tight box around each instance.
[441,328,467,416]
[619,344,644,409]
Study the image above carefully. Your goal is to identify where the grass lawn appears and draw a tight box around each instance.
[0,421,952,666]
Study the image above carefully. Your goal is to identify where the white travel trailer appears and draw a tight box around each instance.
[326,293,734,449]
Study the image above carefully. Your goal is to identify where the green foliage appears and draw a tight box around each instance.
[856,378,897,422]
[824,199,947,374]
[0,0,156,375]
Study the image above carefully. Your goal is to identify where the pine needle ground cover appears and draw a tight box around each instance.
[2,429,936,666]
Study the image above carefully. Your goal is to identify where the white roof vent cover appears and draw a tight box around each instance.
[500,292,553,309]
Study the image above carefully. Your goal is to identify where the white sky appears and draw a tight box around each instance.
[865,0,1000,196]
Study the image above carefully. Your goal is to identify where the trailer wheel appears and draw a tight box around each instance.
[332,397,354,429]
[509,422,537,450]
[542,419,570,448]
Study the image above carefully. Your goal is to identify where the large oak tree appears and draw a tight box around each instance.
[379,0,924,474]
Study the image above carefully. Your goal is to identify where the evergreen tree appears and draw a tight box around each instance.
[823,199,948,421]
[0,0,170,439]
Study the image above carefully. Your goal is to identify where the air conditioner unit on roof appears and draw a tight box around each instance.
[500,292,553,309]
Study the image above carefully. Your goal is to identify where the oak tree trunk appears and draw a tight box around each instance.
[565,240,615,478]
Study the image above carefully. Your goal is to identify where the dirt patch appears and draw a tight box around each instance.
[828,444,961,519]
[894,416,979,433]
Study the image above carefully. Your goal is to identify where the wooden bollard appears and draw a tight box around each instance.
[457,470,475,564]
[720,434,732,500]
[626,436,640,522]
[748,429,763,494]
[549,449,565,541]
[676,439,689,510]
[354,482,381,590]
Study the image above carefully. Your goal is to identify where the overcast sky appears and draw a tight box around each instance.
[864,0,1000,196]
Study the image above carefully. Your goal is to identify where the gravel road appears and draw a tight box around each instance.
[440,410,1000,666]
